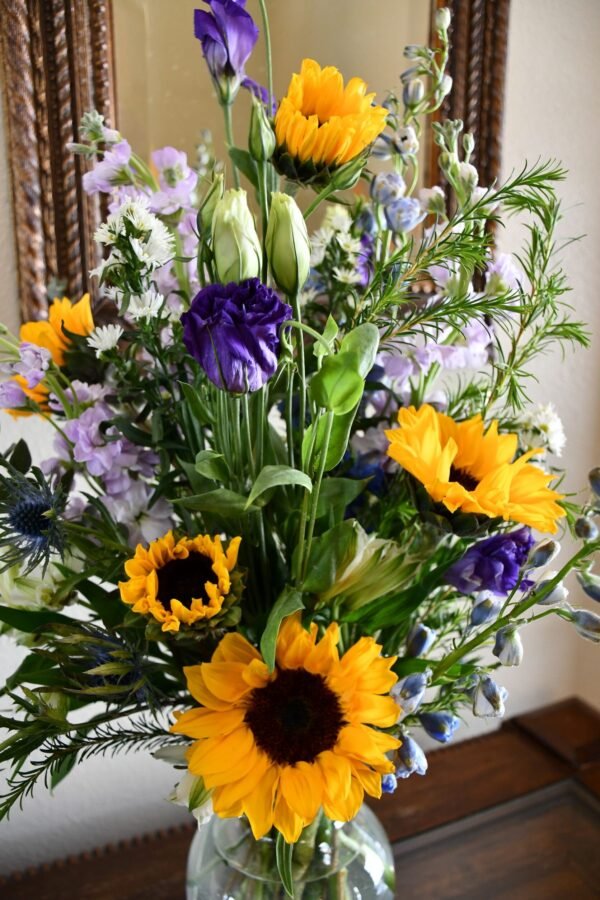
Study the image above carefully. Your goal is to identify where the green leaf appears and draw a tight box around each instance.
[4,654,59,691]
[339,323,380,377]
[260,587,305,672]
[9,439,32,474]
[111,417,153,447]
[310,353,364,415]
[179,382,213,427]
[50,753,78,791]
[315,478,370,520]
[314,315,338,360]
[275,831,296,899]
[228,147,259,189]
[77,580,124,628]
[175,488,257,515]
[303,404,360,472]
[246,465,312,510]
[301,520,359,594]
[0,606,71,634]
[195,450,229,482]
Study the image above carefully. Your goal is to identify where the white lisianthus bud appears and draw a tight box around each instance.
[266,192,310,295]
[212,188,261,283]
[198,171,224,234]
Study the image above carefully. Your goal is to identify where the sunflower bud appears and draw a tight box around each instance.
[211,188,261,283]
[198,171,224,234]
[265,192,311,295]
[249,97,276,162]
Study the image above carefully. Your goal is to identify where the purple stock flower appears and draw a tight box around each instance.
[194,1,259,104]
[82,140,132,195]
[149,147,198,214]
[0,380,27,409]
[181,278,292,393]
[445,526,535,597]
[14,342,51,389]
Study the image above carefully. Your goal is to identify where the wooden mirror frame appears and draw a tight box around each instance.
[0,0,510,323]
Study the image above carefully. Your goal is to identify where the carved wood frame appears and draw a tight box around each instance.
[0,0,115,322]
[430,0,512,194]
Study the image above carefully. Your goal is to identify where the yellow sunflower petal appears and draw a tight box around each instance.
[279,762,323,822]
[243,765,279,840]
[273,790,305,843]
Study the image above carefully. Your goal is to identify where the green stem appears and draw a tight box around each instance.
[301,411,334,582]
[258,160,270,280]
[257,0,274,111]
[223,103,240,189]
[291,293,307,461]
[304,185,334,221]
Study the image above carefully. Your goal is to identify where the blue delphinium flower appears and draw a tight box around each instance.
[419,711,461,743]
[381,774,398,794]
[493,625,524,666]
[0,462,67,574]
[470,596,502,627]
[407,623,436,657]
[472,675,508,718]
[181,279,292,393]
[395,735,428,778]
[393,671,428,717]
[445,526,535,596]
[384,197,425,233]
[194,1,259,104]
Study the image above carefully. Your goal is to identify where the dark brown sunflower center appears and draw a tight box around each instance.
[244,668,345,765]
[156,552,215,608]
[449,465,479,492]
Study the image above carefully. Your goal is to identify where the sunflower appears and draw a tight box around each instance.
[171,614,400,843]
[119,531,243,633]
[20,293,94,368]
[273,59,388,185]
[385,404,565,533]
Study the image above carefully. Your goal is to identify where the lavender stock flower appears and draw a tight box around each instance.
[14,343,52,389]
[182,279,292,393]
[82,140,132,195]
[445,527,535,596]
[194,1,259,104]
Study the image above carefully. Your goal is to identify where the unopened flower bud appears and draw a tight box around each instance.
[395,735,428,778]
[403,79,425,107]
[418,711,460,743]
[370,172,406,205]
[473,675,508,718]
[589,467,600,497]
[577,569,600,602]
[404,45,423,61]
[198,171,224,234]
[395,125,419,156]
[575,517,599,541]
[470,596,502,627]
[457,161,479,192]
[571,608,600,642]
[463,133,475,158]
[330,154,367,190]
[392,671,429,718]
[266,192,310,295]
[212,188,261,283]
[493,625,524,667]
[249,97,276,162]
[535,573,569,606]
[435,8,452,33]
[381,773,398,794]
[407,623,436,657]
[528,539,560,568]
[418,186,446,216]
[437,74,453,101]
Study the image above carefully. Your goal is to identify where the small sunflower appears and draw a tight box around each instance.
[273,59,388,185]
[386,404,565,534]
[119,531,243,633]
[20,294,94,368]
[171,614,400,843]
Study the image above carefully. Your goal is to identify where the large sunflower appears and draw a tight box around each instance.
[385,404,565,533]
[119,531,242,633]
[273,59,387,184]
[171,615,400,843]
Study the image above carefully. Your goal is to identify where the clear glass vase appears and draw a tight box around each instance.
[186,804,395,899]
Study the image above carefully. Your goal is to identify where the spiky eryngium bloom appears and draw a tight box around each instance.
[0,463,67,574]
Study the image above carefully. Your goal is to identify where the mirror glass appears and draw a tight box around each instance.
[113,0,431,164]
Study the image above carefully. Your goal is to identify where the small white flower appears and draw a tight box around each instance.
[336,233,363,256]
[418,186,446,215]
[519,402,566,457]
[86,324,124,357]
[129,290,164,321]
[168,773,213,825]
[396,125,419,155]
[323,205,352,233]
[333,266,362,285]
[310,226,334,266]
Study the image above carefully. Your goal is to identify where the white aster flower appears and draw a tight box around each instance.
[520,402,566,457]
[333,266,362,285]
[323,205,352,233]
[86,324,124,357]
[336,233,363,256]
[129,289,165,321]
[310,226,334,266]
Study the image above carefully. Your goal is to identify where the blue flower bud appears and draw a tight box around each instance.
[493,625,523,667]
[588,467,600,497]
[575,517,599,541]
[418,711,461,743]
[384,197,425,233]
[395,735,428,778]
[576,570,600,602]
[403,79,425,107]
[535,575,569,606]
[528,539,560,568]
[393,671,429,717]
[470,596,502,627]
[381,773,398,794]
[370,172,406,206]
[472,675,508,718]
[407,624,436,657]
[571,608,600,642]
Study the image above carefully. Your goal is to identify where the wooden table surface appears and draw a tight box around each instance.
[2,698,600,899]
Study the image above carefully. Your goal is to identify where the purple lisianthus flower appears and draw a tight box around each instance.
[242,76,277,115]
[194,1,259,104]
[182,278,292,393]
[14,342,52,389]
[82,140,132,195]
[445,526,535,596]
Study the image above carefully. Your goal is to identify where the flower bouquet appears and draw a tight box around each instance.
[1,3,600,897]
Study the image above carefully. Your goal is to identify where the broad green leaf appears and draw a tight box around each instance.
[175,488,256,515]
[310,353,364,415]
[228,147,259,189]
[301,520,359,594]
[111,417,153,447]
[4,654,59,690]
[275,831,296,899]
[195,450,229,482]
[302,404,359,473]
[0,606,71,634]
[260,587,305,672]
[339,323,380,377]
[314,315,338,360]
[9,439,32,474]
[315,477,370,520]
[245,465,312,509]
[179,382,213,427]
